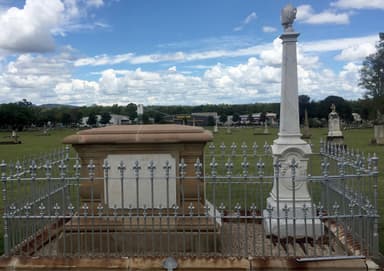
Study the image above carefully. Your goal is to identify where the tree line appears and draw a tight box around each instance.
[0,95,377,130]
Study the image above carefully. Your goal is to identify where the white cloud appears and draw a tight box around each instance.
[331,0,384,9]
[0,0,108,53]
[86,0,104,8]
[335,43,376,61]
[262,26,277,33]
[302,35,378,54]
[234,12,257,32]
[297,4,350,25]
[0,0,64,52]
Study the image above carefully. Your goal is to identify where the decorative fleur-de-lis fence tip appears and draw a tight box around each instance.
[53,203,61,217]
[81,203,88,216]
[194,158,202,178]
[23,203,32,218]
[97,203,104,216]
[15,161,22,176]
[103,159,110,172]
[9,203,16,217]
[59,160,67,178]
[289,158,298,178]
[118,161,126,176]
[220,142,226,156]
[188,203,195,216]
[257,158,265,176]
[241,157,249,177]
[179,158,186,178]
[148,160,156,177]
[209,157,218,176]
[273,160,281,175]
[225,158,233,176]
[263,142,270,154]
[338,158,347,176]
[332,202,340,215]
[234,203,241,217]
[113,204,118,217]
[163,160,171,178]
[317,202,324,217]
[250,203,257,217]
[39,203,46,217]
[321,158,330,176]
[68,203,75,216]
[241,142,248,156]
[73,159,81,176]
[208,142,215,156]
[218,202,226,216]
[283,204,290,218]
[29,160,37,177]
[87,160,95,178]
[44,160,52,176]
[133,160,141,177]
[230,142,237,157]
[252,142,258,156]
[204,204,210,216]
[172,204,179,216]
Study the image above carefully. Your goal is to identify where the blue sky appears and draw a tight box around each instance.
[0,0,383,106]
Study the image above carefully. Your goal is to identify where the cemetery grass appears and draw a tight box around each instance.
[0,126,383,254]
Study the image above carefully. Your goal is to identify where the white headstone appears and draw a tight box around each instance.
[105,153,176,209]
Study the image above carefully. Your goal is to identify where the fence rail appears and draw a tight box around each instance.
[1,141,379,259]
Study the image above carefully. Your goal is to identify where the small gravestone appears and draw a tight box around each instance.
[373,110,384,144]
[327,104,344,144]
[301,109,311,139]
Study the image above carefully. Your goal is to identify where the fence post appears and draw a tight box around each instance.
[1,160,9,256]
[371,154,379,257]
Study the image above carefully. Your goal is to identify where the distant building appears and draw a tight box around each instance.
[110,114,131,125]
[191,112,218,126]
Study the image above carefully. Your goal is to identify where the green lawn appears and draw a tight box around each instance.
[0,126,383,254]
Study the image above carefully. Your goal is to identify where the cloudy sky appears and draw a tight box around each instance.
[0,0,382,106]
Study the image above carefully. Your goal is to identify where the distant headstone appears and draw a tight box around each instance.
[301,109,311,139]
[327,104,344,144]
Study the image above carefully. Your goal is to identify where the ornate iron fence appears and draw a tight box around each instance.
[1,141,379,259]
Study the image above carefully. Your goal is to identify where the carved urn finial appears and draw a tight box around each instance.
[281,4,297,32]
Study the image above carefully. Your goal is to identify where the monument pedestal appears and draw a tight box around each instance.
[263,137,323,238]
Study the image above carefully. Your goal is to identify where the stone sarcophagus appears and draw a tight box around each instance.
[63,124,213,212]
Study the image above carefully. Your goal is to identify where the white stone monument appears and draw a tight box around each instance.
[263,4,322,238]
[327,104,343,137]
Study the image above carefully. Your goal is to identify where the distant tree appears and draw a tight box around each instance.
[219,114,227,124]
[319,96,352,122]
[359,33,384,114]
[259,112,267,124]
[61,112,72,126]
[126,103,138,122]
[247,114,254,125]
[232,113,240,123]
[207,116,215,126]
[87,113,98,126]
[100,112,111,125]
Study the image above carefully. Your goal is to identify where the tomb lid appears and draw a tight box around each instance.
[63,124,213,144]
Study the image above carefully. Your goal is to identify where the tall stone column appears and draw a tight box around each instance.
[263,4,322,238]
